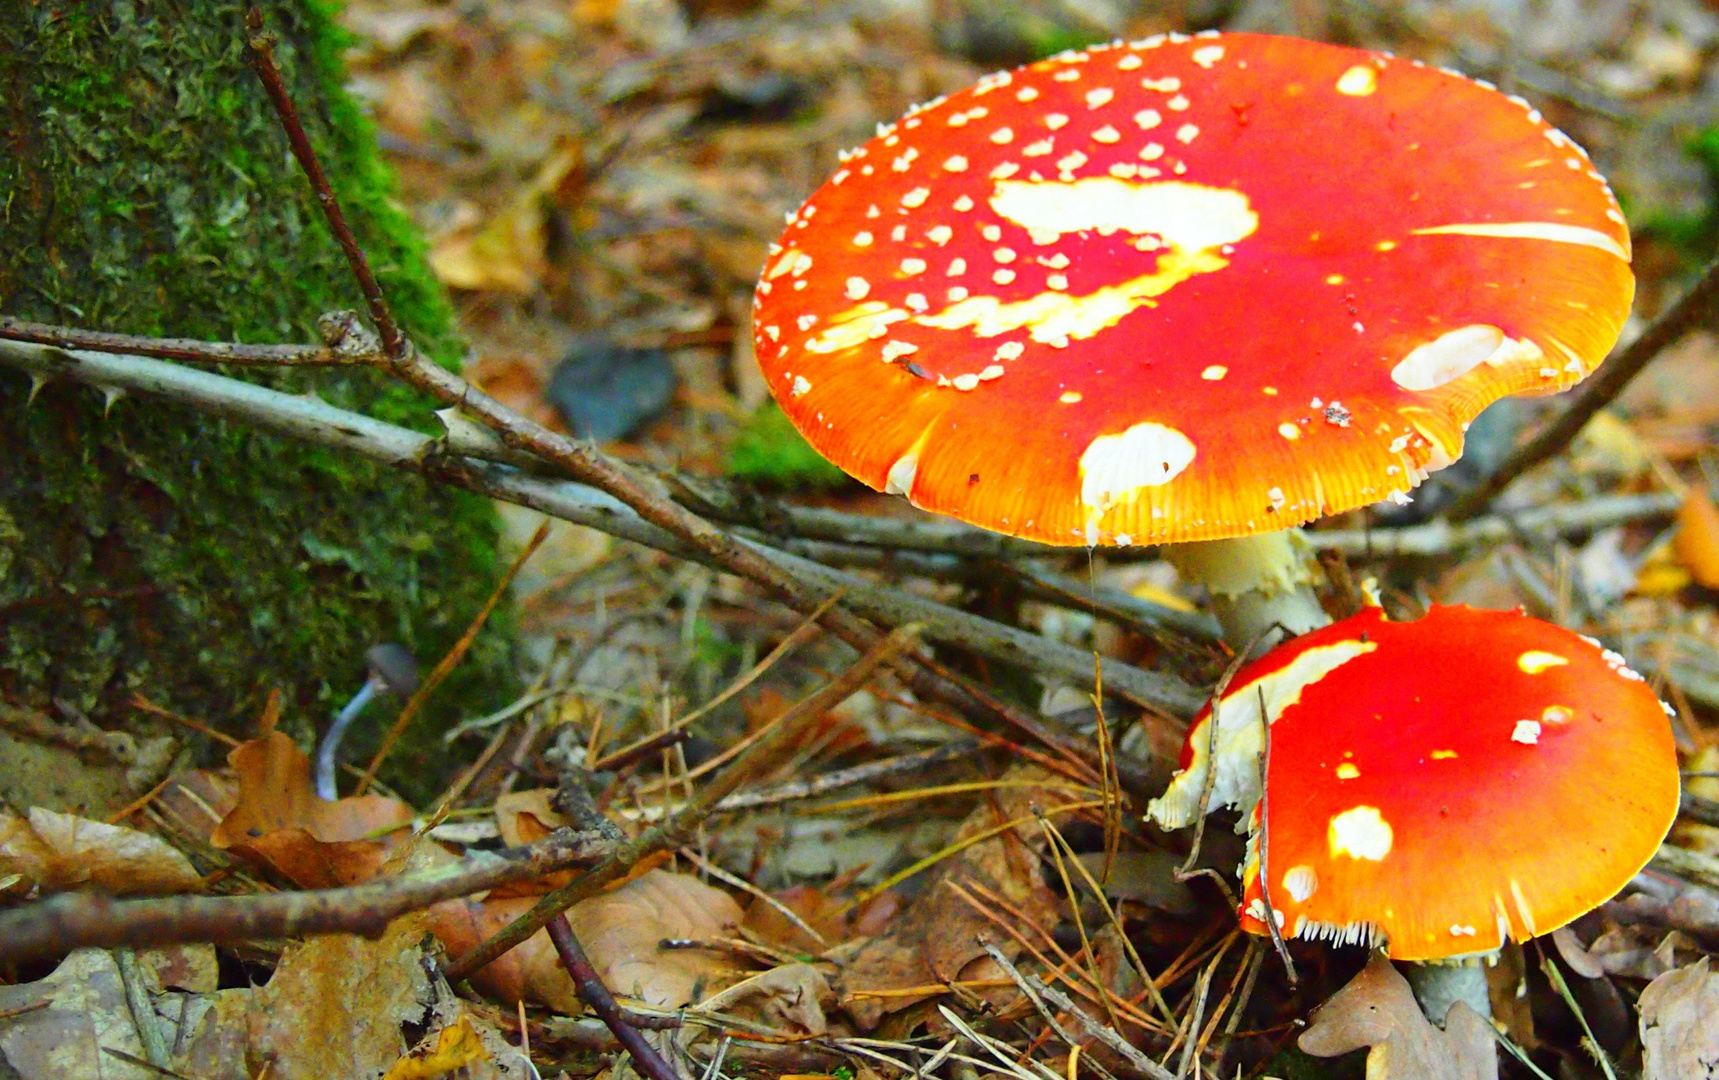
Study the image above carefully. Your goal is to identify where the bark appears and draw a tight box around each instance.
[0,0,513,799]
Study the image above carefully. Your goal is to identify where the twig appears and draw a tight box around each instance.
[114,946,172,1067]
[546,914,684,1080]
[1173,964,1213,1079]
[1175,629,1274,892]
[445,627,919,980]
[936,1004,1062,1080]
[0,339,1203,723]
[247,11,1078,764]
[1029,976,1176,1080]
[979,940,1119,1080]
[592,728,692,772]
[0,315,368,367]
[1448,254,1719,520]
[663,472,1063,562]
[1211,943,1262,1074]
[246,14,408,362]
[1315,492,1680,556]
[715,742,971,811]
[1013,566,1221,646]
[0,826,615,963]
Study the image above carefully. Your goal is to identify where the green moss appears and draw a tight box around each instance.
[0,0,515,800]
[725,401,853,489]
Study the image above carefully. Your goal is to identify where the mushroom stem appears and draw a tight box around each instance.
[315,676,382,801]
[1163,531,1329,653]
[1403,957,1493,1028]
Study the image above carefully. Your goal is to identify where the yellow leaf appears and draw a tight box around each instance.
[1128,580,1196,613]
[382,1016,490,1080]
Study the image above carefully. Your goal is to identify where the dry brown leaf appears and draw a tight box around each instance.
[834,765,1066,1030]
[1300,952,1497,1080]
[247,914,435,1079]
[426,894,583,1012]
[692,963,831,1036]
[429,869,744,1013]
[153,768,241,842]
[210,731,416,888]
[429,141,583,294]
[1639,956,1719,1080]
[494,788,566,845]
[0,948,250,1080]
[742,881,901,953]
[0,806,201,896]
[569,868,746,1007]
[1675,486,1719,589]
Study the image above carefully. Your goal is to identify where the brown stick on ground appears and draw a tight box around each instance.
[0,827,616,964]
[546,915,685,1080]
[1446,254,1719,521]
[445,626,920,981]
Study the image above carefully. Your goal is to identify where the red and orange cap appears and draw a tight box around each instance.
[1150,605,1678,961]
[752,33,1633,546]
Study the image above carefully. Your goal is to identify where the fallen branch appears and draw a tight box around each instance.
[0,826,615,964]
[547,914,685,1080]
[1447,254,1719,521]
[1312,491,1680,557]
[0,338,1202,721]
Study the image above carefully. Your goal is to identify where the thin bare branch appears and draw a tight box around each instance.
[0,339,1203,722]
[0,827,615,963]
[1448,254,1719,521]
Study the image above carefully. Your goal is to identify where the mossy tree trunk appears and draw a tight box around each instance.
[0,1,514,798]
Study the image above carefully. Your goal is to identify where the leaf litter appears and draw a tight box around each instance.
[12,0,1719,1077]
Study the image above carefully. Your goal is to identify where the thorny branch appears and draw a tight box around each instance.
[0,336,1204,724]
[0,826,617,963]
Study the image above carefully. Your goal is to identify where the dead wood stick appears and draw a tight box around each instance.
[0,339,1204,728]
[445,626,919,981]
[546,914,685,1080]
[0,827,615,964]
[1448,253,1719,521]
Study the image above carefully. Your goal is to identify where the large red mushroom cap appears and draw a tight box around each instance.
[1149,605,1679,961]
[752,33,1633,546]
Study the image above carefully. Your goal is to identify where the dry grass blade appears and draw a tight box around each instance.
[948,880,1163,1035]
[980,939,1121,1080]
[1028,975,1177,1080]
[1036,815,1175,1025]
[1037,811,1125,1036]
[937,1004,1062,1080]
[835,799,1103,918]
[446,625,920,980]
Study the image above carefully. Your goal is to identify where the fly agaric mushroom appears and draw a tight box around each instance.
[1148,604,1679,1023]
[751,33,1633,649]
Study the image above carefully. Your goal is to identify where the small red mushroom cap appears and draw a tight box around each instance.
[752,33,1633,545]
[1148,605,1679,961]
